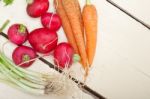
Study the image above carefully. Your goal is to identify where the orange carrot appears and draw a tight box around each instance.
[54,0,79,54]
[62,0,89,71]
[73,0,84,38]
[82,0,97,66]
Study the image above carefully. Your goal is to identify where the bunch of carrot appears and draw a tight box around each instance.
[54,0,97,78]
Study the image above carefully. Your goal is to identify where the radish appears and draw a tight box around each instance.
[12,46,36,68]
[8,24,29,45]
[54,43,80,69]
[28,28,58,54]
[41,13,62,31]
[27,0,49,18]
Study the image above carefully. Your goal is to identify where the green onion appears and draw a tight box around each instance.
[0,51,74,95]
[0,53,49,94]
[0,52,48,85]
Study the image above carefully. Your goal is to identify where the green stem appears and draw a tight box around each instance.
[86,0,91,5]
[18,24,26,33]
[0,20,10,33]
[0,75,20,90]
[0,62,45,89]
[0,52,43,78]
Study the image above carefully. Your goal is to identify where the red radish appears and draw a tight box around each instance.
[41,13,62,31]
[8,24,29,45]
[28,28,58,54]
[54,43,75,69]
[27,0,49,18]
[12,46,36,68]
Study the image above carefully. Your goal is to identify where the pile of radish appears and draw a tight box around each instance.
[0,0,98,97]
[3,0,97,79]
[7,0,76,69]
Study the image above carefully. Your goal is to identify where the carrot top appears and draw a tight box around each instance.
[86,0,91,5]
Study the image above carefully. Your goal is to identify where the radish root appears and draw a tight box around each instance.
[43,36,58,50]
[47,13,54,29]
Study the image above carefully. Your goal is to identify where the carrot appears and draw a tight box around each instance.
[82,0,98,66]
[54,0,79,54]
[62,0,89,72]
[73,0,84,38]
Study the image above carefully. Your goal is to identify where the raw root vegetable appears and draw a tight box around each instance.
[54,43,80,69]
[12,46,36,68]
[73,0,84,38]
[26,0,49,18]
[28,28,58,54]
[62,0,89,73]
[54,0,79,54]
[8,24,29,45]
[0,51,78,95]
[82,0,97,66]
[41,12,62,31]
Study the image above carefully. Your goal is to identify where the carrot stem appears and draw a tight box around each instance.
[26,0,33,4]
[86,0,91,5]
[0,20,10,33]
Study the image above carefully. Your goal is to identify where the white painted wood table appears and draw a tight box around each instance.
[0,0,150,99]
